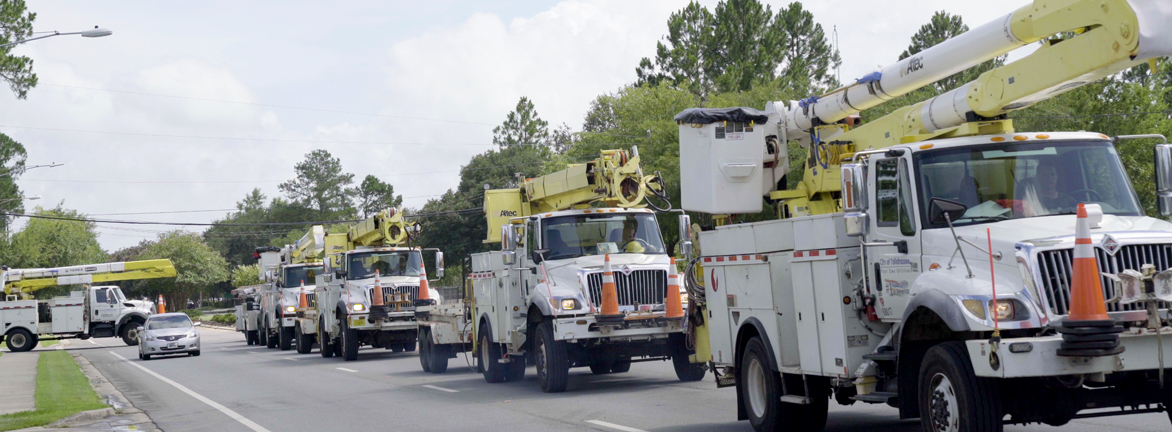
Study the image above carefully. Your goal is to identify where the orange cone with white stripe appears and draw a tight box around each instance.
[599,254,621,320]
[417,261,431,302]
[298,291,309,309]
[665,257,684,319]
[1068,203,1110,322]
[371,271,385,307]
[157,294,166,314]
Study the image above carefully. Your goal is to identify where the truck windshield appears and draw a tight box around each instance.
[916,140,1141,228]
[347,251,421,280]
[283,265,323,287]
[541,213,666,260]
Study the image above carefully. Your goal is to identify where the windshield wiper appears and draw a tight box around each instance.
[954,215,1009,223]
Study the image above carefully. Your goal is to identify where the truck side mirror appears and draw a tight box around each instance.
[840,163,867,212]
[929,198,968,225]
[678,214,693,256]
[335,270,348,280]
[531,249,549,265]
[1156,144,1172,218]
[501,224,515,251]
[435,251,445,279]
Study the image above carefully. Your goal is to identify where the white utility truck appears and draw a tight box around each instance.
[258,228,326,352]
[313,208,443,361]
[676,1,1172,431]
[233,283,262,345]
[0,259,177,352]
[435,148,704,393]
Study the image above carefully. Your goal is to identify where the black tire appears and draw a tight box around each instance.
[264,318,277,349]
[5,328,35,352]
[403,339,416,352]
[590,361,612,375]
[391,343,404,353]
[430,344,450,374]
[143,354,152,361]
[480,330,506,383]
[341,319,359,361]
[245,331,254,346]
[918,341,1004,432]
[535,321,569,393]
[671,333,706,381]
[419,328,433,372]
[121,322,143,346]
[190,350,200,357]
[610,358,631,373]
[505,356,526,382]
[295,325,313,354]
[741,336,830,432]
[247,330,258,346]
[279,325,294,351]
[138,352,143,360]
[319,318,335,359]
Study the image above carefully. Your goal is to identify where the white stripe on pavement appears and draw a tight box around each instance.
[336,367,358,373]
[422,384,459,393]
[110,352,272,432]
[88,340,99,345]
[585,420,647,432]
[283,357,299,361]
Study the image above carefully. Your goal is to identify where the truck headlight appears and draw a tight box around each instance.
[962,299,986,320]
[284,306,296,313]
[990,300,1015,321]
[350,303,366,312]
[560,298,579,311]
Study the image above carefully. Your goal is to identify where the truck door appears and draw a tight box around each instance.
[91,287,117,322]
[868,156,922,320]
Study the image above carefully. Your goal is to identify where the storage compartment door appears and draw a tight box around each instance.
[704,266,733,365]
[812,258,849,377]
[789,260,822,374]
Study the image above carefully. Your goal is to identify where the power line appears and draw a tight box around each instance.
[0,125,495,147]
[38,83,497,127]
[90,209,237,216]
[4,212,361,227]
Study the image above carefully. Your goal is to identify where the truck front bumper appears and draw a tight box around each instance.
[969,328,1172,378]
[349,313,417,332]
[553,315,683,342]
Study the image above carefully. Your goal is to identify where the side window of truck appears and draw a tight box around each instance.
[875,158,916,236]
[95,288,108,303]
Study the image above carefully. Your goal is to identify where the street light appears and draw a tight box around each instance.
[0,162,63,178]
[1,26,112,49]
[0,195,40,207]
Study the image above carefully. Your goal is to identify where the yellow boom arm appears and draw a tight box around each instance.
[4,259,178,297]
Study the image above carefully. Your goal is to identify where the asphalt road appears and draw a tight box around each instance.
[71,328,1169,432]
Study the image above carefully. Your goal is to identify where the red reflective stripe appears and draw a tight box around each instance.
[703,257,712,263]
[826,249,837,256]
[810,250,820,257]
[756,255,766,261]
[1075,238,1093,244]
[742,255,751,261]
[729,256,738,261]
[716,257,725,262]
[794,251,804,257]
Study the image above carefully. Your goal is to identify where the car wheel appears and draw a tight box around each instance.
[121,322,143,346]
[143,354,152,361]
[191,350,200,357]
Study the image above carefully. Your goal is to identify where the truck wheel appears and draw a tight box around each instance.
[279,325,294,351]
[121,322,143,346]
[258,321,268,346]
[741,336,783,431]
[480,330,506,383]
[918,341,1003,432]
[295,325,312,354]
[589,360,612,375]
[430,344,450,374]
[671,333,706,381]
[505,356,526,382]
[341,320,359,361]
[535,321,568,393]
[5,329,36,352]
[419,328,433,372]
[610,358,631,373]
[319,318,334,358]
[391,343,404,353]
[265,319,278,349]
[403,338,416,352]
[245,330,254,345]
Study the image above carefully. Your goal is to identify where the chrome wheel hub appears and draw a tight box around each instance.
[929,372,959,432]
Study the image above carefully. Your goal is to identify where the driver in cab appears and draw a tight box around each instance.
[620,221,645,253]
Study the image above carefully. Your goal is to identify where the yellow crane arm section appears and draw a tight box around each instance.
[484,147,664,243]
[4,259,178,296]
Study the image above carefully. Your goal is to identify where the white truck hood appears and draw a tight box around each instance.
[924,214,1172,265]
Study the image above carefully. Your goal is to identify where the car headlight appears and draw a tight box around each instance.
[186,331,198,338]
[559,298,580,311]
[144,334,157,341]
[990,299,1015,321]
[350,303,366,312]
[284,305,296,313]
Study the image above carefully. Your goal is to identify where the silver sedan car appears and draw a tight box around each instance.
[138,313,201,360]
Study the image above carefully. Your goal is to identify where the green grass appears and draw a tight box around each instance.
[210,313,235,324]
[0,351,107,431]
[38,338,57,348]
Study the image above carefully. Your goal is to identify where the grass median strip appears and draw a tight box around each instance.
[0,351,107,431]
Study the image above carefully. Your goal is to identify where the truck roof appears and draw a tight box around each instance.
[895,131,1110,154]
[531,207,656,220]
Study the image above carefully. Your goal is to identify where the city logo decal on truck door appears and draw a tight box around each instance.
[883,279,909,297]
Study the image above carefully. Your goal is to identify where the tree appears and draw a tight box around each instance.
[0,133,27,233]
[898,11,1004,92]
[237,188,266,212]
[354,175,402,218]
[230,264,260,288]
[774,2,841,92]
[9,205,106,269]
[0,0,37,99]
[134,231,230,309]
[278,149,356,217]
[492,97,549,148]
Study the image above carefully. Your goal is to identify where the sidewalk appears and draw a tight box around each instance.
[0,351,37,415]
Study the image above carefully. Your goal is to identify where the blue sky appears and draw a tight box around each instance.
[5,0,1033,251]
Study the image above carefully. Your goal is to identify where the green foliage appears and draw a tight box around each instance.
[637,1,840,99]
[0,351,107,431]
[181,310,202,320]
[210,313,235,324]
[9,206,106,280]
[898,11,1004,92]
[492,97,550,148]
[128,231,230,310]
[278,149,356,218]
[230,264,260,287]
[0,0,37,99]
[0,133,27,233]
[204,190,319,266]
[354,175,402,218]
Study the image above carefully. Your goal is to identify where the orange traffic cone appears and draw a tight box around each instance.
[417,262,431,302]
[157,294,166,314]
[298,291,309,309]
[665,257,684,319]
[1068,203,1110,322]
[371,271,385,307]
[599,254,621,323]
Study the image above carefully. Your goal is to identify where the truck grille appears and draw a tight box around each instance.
[370,285,419,303]
[586,270,667,307]
[1037,244,1172,315]
[304,293,316,308]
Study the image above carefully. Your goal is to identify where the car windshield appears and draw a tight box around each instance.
[283,265,323,287]
[916,140,1141,228]
[147,315,192,330]
[541,213,666,260]
[347,251,421,280]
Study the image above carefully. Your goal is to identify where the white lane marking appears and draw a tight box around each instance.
[283,357,299,361]
[110,352,272,432]
[336,367,358,373]
[88,339,99,346]
[422,384,459,393]
[585,420,647,432]
[248,351,263,354]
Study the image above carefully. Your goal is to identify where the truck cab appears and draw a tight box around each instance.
[261,261,325,350]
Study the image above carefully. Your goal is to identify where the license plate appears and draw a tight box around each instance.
[167,342,177,348]
[351,317,366,327]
